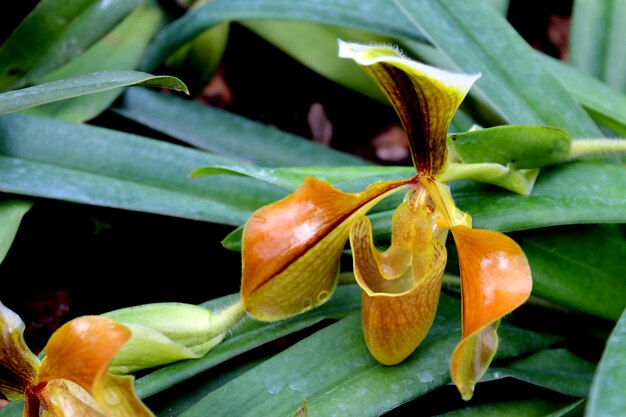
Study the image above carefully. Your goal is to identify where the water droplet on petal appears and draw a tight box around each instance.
[317,291,330,302]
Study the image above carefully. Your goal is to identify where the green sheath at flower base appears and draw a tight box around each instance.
[102,301,245,373]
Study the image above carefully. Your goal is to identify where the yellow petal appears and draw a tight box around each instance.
[450,226,532,400]
[350,188,448,365]
[36,379,106,417]
[98,374,155,417]
[242,176,409,321]
[339,40,480,177]
[0,301,39,400]
[38,316,131,403]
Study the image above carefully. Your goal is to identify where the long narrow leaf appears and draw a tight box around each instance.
[0,200,32,264]
[569,0,626,92]
[0,0,139,91]
[114,88,369,166]
[177,299,557,417]
[393,0,601,137]
[26,2,166,122]
[586,307,626,416]
[0,114,286,226]
[0,71,187,115]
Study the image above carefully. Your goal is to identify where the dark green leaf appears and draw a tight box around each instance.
[485,349,595,397]
[0,0,139,91]
[0,114,286,226]
[114,88,368,166]
[0,71,187,116]
[433,398,574,417]
[139,0,429,73]
[0,200,32,264]
[513,225,626,321]
[25,3,166,122]
[394,0,601,137]
[569,0,626,92]
[175,296,557,417]
[586,307,626,416]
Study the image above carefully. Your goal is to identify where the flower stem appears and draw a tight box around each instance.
[211,300,246,334]
[567,139,626,160]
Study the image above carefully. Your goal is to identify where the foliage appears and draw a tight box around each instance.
[0,0,625,416]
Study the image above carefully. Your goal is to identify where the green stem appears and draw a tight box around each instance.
[568,139,626,160]
[212,299,246,334]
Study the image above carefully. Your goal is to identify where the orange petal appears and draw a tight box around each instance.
[0,301,39,400]
[450,226,532,400]
[350,189,448,365]
[38,316,131,403]
[98,374,155,417]
[242,176,409,321]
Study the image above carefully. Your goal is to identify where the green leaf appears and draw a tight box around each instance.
[241,20,389,103]
[448,125,572,169]
[139,0,430,73]
[0,71,187,116]
[451,161,626,232]
[485,349,595,397]
[586,307,626,417]
[174,296,557,417]
[0,200,32,264]
[114,88,368,167]
[433,398,574,417]
[394,0,601,137]
[542,55,626,137]
[513,225,626,321]
[135,285,362,399]
[24,2,166,122]
[0,0,140,92]
[569,0,626,92]
[0,113,286,226]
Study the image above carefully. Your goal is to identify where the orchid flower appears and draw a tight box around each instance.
[0,300,154,416]
[240,40,532,400]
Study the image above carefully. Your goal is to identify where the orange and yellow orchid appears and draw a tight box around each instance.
[0,300,154,416]
[240,40,532,400]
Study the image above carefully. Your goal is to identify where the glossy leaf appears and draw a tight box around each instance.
[586,307,626,417]
[485,349,595,398]
[135,287,361,399]
[241,177,408,320]
[513,225,626,321]
[0,113,286,226]
[139,0,429,73]
[541,54,626,137]
[175,295,558,417]
[25,2,166,122]
[433,398,574,417]
[0,71,188,116]
[0,0,139,92]
[394,0,601,137]
[0,200,32,264]
[242,20,389,103]
[448,125,572,169]
[114,88,368,167]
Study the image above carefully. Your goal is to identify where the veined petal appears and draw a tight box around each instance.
[350,188,448,365]
[450,226,532,400]
[242,176,409,321]
[37,379,106,417]
[339,39,480,177]
[38,316,131,404]
[0,301,39,401]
